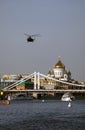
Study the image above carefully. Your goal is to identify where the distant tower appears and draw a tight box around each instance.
[47,70,52,77]
[64,70,68,81]
[68,70,71,80]
[47,69,54,78]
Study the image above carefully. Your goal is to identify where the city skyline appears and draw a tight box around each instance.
[0,0,85,81]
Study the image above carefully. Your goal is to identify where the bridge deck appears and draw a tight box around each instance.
[3,89,85,93]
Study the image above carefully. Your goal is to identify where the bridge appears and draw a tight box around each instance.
[1,72,85,93]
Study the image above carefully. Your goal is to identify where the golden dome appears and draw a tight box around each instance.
[54,60,65,69]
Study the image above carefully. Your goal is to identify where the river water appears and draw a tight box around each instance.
[0,100,85,130]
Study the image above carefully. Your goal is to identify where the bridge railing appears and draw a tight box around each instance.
[39,73,85,87]
[2,72,85,91]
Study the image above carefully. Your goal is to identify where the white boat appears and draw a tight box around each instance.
[61,92,75,101]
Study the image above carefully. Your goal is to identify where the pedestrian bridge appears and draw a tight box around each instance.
[2,72,85,92]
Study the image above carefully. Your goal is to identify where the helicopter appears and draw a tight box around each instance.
[24,34,40,42]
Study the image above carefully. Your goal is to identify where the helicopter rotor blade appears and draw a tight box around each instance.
[24,33,30,36]
[31,34,41,37]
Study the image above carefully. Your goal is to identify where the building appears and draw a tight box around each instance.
[47,58,71,81]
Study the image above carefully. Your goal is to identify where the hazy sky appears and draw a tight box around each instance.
[0,0,85,81]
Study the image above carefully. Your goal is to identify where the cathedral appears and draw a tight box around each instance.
[47,58,71,81]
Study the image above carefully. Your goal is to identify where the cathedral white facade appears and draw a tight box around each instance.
[47,58,71,81]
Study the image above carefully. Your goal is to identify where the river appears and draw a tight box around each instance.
[0,100,85,130]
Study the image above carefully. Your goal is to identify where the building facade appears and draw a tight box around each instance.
[47,58,71,81]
